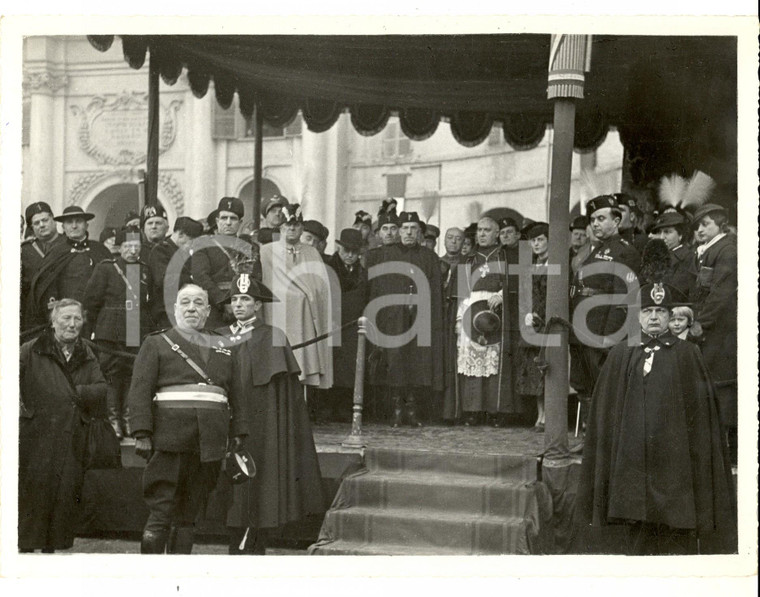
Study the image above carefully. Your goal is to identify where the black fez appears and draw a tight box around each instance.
[217,196,244,218]
[398,211,421,225]
[206,209,218,232]
[613,193,641,216]
[378,212,399,227]
[115,225,142,245]
[335,228,363,252]
[282,203,304,224]
[303,220,328,242]
[586,195,619,217]
[499,217,518,231]
[524,221,549,239]
[639,282,688,310]
[54,205,95,222]
[570,215,589,231]
[226,273,278,303]
[124,211,140,225]
[141,203,168,225]
[25,202,54,226]
[174,216,203,238]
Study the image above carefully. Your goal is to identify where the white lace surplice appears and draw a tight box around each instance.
[456,289,501,377]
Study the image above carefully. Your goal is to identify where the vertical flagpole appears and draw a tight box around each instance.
[543,35,591,462]
[252,103,263,230]
[146,49,160,208]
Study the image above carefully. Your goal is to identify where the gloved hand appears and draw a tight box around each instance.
[229,436,244,453]
[135,436,153,460]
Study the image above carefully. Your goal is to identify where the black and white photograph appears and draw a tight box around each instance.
[0,5,757,594]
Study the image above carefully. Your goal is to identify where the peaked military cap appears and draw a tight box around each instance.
[262,194,287,215]
[398,211,421,225]
[226,273,278,303]
[424,224,440,239]
[54,205,95,222]
[586,195,619,217]
[25,201,54,226]
[217,196,244,218]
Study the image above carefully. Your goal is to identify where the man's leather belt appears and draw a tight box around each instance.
[577,287,603,297]
[154,384,228,409]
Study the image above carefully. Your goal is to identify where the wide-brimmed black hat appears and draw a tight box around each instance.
[54,205,95,222]
[462,299,502,346]
[335,228,363,252]
[25,201,54,225]
[225,273,278,303]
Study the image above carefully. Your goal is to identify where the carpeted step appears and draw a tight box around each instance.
[320,506,530,554]
[343,470,534,517]
[365,448,537,483]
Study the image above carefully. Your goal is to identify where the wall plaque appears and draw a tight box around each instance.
[71,92,182,166]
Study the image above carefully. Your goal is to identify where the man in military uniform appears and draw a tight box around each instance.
[27,206,112,331]
[140,203,170,263]
[366,211,444,426]
[570,195,641,405]
[149,216,204,329]
[257,195,288,244]
[83,226,152,439]
[21,202,66,330]
[614,193,648,254]
[128,283,248,554]
[192,197,259,328]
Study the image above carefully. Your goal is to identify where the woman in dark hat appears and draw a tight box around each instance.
[515,222,550,431]
[647,210,697,297]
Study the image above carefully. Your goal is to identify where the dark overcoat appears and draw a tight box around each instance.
[127,327,248,462]
[575,333,736,553]
[18,331,108,550]
[327,253,368,389]
[221,321,325,529]
[20,235,67,329]
[690,233,738,426]
[365,243,444,391]
[83,257,153,344]
[148,238,193,329]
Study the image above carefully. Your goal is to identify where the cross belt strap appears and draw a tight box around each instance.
[160,333,215,385]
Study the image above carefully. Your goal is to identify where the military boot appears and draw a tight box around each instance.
[106,385,123,439]
[140,529,168,554]
[167,525,194,554]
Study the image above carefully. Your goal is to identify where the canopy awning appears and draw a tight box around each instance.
[89,34,736,191]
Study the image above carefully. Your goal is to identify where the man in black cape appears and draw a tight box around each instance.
[574,282,736,555]
[220,273,325,554]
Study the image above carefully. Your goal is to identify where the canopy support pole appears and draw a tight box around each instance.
[543,98,574,462]
[252,104,263,230]
[146,50,160,208]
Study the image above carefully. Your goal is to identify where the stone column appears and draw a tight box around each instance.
[184,89,215,219]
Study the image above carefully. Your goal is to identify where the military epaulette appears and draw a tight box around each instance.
[619,238,631,246]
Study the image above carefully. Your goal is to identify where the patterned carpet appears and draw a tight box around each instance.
[312,422,583,456]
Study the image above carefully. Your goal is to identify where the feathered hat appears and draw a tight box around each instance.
[658,170,715,216]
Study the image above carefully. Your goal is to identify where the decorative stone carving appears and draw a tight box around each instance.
[23,70,69,95]
[158,172,185,216]
[67,171,113,206]
[70,92,182,167]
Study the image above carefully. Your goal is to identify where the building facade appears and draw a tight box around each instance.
[22,35,624,252]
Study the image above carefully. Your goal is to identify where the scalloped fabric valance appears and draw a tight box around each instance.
[88,34,736,167]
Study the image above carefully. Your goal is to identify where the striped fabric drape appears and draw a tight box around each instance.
[547,34,592,100]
